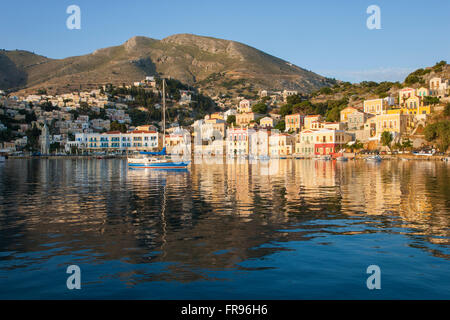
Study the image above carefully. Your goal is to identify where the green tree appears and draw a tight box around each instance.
[424,121,450,153]
[380,131,393,149]
[404,74,420,86]
[423,96,440,106]
[319,87,332,95]
[110,121,127,133]
[401,138,413,150]
[226,115,236,126]
[274,120,285,132]
[444,103,450,117]
[286,94,303,105]
[293,101,315,115]
[346,140,364,152]
[49,142,60,154]
[252,102,268,114]
[279,104,293,117]
[325,106,341,122]
[260,96,271,104]
[79,102,90,115]
[24,125,41,151]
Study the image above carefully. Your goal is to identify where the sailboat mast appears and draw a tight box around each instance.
[162,78,166,149]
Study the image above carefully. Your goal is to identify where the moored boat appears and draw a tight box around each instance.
[365,155,382,162]
[412,150,435,156]
[127,79,190,170]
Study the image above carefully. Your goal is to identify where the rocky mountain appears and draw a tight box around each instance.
[0,34,334,96]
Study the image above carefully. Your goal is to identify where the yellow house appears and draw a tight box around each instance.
[375,113,409,137]
[236,112,262,127]
[363,99,387,115]
[304,115,322,129]
[388,96,430,115]
[285,113,305,132]
[340,106,360,122]
[206,112,224,121]
[260,116,276,128]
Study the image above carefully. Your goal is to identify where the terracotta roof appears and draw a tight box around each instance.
[129,130,157,134]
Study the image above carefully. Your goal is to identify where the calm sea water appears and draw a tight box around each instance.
[0,158,449,299]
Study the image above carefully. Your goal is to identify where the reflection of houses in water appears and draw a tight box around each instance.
[226,160,253,217]
[2,158,449,286]
[295,160,337,188]
[340,161,402,216]
[338,160,449,247]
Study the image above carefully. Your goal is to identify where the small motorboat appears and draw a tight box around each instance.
[336,156,348,161]
[365,155,382,162]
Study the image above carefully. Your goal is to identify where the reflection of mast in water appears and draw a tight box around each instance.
[160,177,168,259]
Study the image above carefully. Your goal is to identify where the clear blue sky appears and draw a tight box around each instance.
[1,0,449,83]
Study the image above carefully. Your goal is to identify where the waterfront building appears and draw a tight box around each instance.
[75,130,161,152]
[226,127,251,157]
[192,118,227,157]
[285,113,305,133]
[299,129,352,156]
[269,133,295,157]
[249,129,271,158]
[165,128,191,156]
[295,133,315,157]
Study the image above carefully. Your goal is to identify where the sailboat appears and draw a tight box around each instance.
[127,79,190,169]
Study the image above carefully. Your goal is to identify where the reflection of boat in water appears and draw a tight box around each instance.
[127,79,190,170]
[365,155,382,162]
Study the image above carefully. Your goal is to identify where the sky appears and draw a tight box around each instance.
[1,0,449,83]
